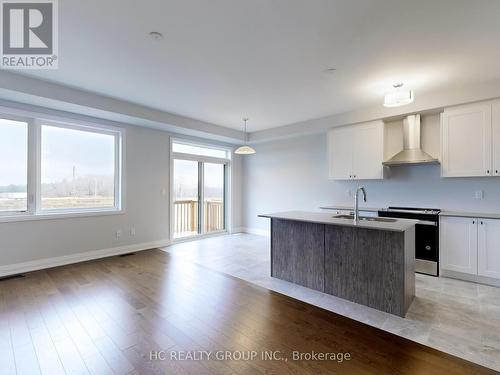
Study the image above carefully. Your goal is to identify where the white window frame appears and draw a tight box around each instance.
[0,110,125,223]
[171,138,231,160]
[0,113,33,218]
[170,138,231,242]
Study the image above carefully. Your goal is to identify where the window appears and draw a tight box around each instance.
[0,112,123,221]
[172,141,230,159]
[0,118,28,213]
[171,140,230,239]
[41,125,117,211]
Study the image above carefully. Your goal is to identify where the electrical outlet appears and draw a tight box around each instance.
[474,190,484,200]
[130,227,136,236]
[116,230,122,238]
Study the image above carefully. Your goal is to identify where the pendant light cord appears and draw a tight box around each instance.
[243,118,249,144]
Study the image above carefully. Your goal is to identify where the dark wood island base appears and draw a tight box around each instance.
[269,217,415,317]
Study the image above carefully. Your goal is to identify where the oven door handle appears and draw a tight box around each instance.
[417,220,437,226]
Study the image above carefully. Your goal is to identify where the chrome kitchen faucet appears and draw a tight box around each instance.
[354,186,367,222]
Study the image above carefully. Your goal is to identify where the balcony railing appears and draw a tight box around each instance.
[174,199,224,236]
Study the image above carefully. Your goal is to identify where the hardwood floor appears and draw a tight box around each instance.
[0,249,496,375]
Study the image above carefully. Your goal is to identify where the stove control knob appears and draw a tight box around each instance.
[425,245,432,251]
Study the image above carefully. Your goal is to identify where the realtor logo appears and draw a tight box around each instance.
[1,0,58,69]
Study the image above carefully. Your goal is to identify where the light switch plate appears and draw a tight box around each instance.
[474,190,484,200]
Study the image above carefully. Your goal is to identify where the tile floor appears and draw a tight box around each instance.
[163,233,500,372]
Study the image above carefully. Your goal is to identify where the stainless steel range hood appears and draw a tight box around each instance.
[383,114,439,166]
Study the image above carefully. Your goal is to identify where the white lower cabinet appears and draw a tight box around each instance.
[441,216,500,280]
[478,219,500,279]
[440,216,478,275]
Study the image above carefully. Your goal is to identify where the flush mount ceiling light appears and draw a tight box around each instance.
[234,118,256,155]
[149,31,164,40]
[383,83,414,107]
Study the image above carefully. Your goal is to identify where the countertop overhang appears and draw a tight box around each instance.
[259,211,418,232]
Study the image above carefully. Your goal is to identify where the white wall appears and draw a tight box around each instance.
[242,131,500,234]
[0,124,171,268]
[230,154,244,231]
[0,115,245,272]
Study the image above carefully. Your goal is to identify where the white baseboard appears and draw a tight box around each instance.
[230,226,246,234]
[0,239,171,278]
[241,227,270,237]
[440,269,500,288]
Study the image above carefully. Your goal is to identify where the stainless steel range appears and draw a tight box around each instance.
[378,207,440,276]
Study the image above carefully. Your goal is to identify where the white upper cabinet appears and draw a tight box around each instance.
[328,126,353,180]
[441,102,492,177]
[352,122,385,180]
[492,100,500,176]
[440,216,478,275]
[478,218,500,279]
[328,121,384,180]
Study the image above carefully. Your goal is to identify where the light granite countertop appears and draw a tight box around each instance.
[322,206,500,220]
[259,211,418,232]
[440,210,500,219]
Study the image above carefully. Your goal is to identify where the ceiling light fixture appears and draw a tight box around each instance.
[234,118,256,155]
[384,83,414,107]
[149,31,164,41]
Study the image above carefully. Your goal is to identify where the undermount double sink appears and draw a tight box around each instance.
[333,214,397,223]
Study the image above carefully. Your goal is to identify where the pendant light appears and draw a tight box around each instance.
[234,118,256,155]
[384,83,414,107]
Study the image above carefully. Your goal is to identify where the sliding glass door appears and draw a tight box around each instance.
[171,141,229,240]
[173,159,200,238]
[203,163,225,234]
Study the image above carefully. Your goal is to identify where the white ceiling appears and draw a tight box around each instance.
[19,0,500,131]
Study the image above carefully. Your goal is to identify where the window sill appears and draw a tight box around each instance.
[0,209,125,223]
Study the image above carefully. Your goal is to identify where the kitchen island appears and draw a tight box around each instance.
[259,211,417,317]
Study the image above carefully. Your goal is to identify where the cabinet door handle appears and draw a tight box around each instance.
[496,170,499,174]
[480,221,484,225]
[472,220,475,224]
[487,170,490,174]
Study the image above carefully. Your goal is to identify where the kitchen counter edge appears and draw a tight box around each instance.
[440,211,500,220]
[259,211,418,232]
